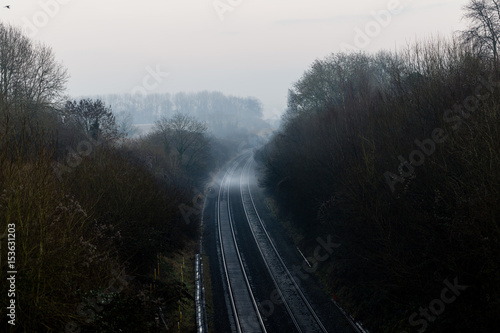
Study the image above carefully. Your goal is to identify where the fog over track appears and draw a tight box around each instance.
[205,152,357,332]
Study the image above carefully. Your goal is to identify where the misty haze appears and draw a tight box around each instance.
[1,1,499,332]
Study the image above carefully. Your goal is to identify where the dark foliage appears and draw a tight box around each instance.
[257,39,500,332]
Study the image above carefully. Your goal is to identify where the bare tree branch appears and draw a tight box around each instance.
[460,0,500,62]
[64,99,120,142]
[0,22,68,110]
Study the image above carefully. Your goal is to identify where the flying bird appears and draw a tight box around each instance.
[4,5,9,9]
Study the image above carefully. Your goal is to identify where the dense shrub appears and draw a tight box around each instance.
[0,99,211,332]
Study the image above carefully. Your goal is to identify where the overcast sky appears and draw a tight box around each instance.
[2,0,469,120]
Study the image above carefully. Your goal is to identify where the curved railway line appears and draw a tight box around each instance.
[240,157,328,333]
[216,155,267,333]
[215,153,334,332]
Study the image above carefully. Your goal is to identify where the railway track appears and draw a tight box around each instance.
[216,153,331,332]
[216,155,267,333]
[239,156,329,333]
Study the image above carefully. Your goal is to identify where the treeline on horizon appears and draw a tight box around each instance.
[85,91,272,137]
[0,22,254,331]
[256,34,500,333]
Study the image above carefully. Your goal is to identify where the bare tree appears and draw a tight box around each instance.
[115,111,137,138]
[154,113,210,176]
[0,23,68,109]
[155,113,207,157]
[460,0,500,62]
[64,99,119,141]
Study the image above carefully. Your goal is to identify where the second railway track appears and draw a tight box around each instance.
[239,156,329,333]
[216,153,333,332]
